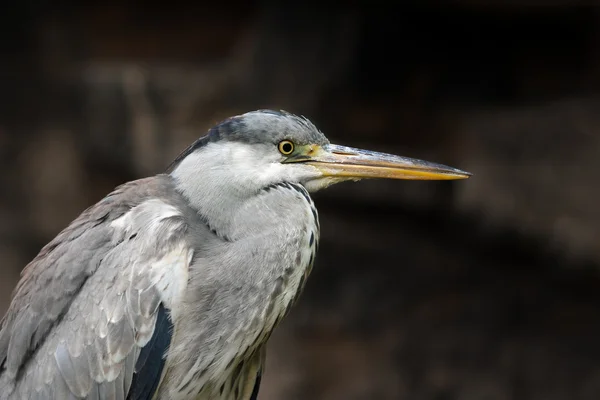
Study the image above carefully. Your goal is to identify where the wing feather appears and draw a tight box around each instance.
[127,304,173,400]
[249,371,262,400]
[0,177,193,400]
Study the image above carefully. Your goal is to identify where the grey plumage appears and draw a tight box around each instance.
[0,178,195,399]
[0,110,470,399]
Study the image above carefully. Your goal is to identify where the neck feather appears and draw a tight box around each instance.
[170,144,311,240]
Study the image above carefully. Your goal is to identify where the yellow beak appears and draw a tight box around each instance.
[300,144,471,181]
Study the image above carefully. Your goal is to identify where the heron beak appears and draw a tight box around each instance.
[301,144,471,181]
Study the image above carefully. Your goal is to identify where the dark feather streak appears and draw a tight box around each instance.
[250,370,262,400]
[127,304,173,400]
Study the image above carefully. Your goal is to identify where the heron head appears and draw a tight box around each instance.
[169,110,470,196]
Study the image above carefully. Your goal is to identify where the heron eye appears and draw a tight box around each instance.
[278,140,295,155]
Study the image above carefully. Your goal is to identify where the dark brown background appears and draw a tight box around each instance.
[2,2,600,399]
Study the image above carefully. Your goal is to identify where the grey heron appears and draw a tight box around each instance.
[0,110,470,399]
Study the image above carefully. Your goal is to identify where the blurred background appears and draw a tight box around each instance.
[2,2,600,399]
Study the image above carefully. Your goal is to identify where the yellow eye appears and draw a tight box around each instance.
[278,140,295,155]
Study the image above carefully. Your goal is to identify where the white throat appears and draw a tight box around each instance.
[170,142,316,239]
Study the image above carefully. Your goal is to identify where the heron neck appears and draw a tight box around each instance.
[169,145,320,240]
[170,174,312,242]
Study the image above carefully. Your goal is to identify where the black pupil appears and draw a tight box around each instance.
[282,142,293,153]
